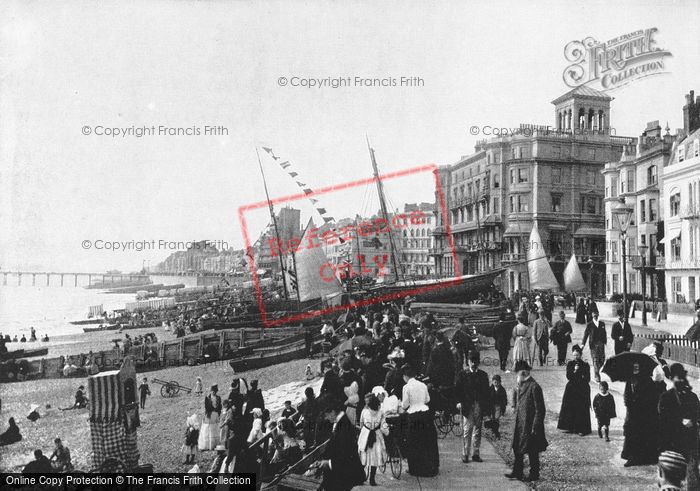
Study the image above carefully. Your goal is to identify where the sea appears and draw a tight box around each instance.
[0,275,199,338]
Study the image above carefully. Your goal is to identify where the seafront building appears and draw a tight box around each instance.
[662,91,700,305]
[430,86,633,295]
[400,202,436,277]
[602,121,675,301]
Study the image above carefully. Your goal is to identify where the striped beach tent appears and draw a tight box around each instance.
[88,358,140,470]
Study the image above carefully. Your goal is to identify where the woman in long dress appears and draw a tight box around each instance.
[557,345,592,435]
[511,316,532,370]
[198,385,222,450]
[401,364,439,477]
[621,362,658,466]
[575,298,586,324]
[358,394,390,486]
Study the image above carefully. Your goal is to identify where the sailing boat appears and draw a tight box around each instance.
[286,219,344,304]
[365,140,503,303]
[526,226,560,291]
[563,253,587,291]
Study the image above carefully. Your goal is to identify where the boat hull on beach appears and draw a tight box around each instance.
[1,326,314,383]
[374,270,503,303]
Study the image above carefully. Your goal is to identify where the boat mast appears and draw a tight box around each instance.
[256,147,289,301]
[366,136,402,282]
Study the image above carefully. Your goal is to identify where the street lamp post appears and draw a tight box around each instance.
[612,201,634,320]
[638,244,648,326]
[587,257,594,299]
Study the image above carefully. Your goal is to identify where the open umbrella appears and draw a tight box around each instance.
[685,324,700,342]
[601,351,658,382]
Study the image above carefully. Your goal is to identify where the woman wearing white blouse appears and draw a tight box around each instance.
[401,365,439,477]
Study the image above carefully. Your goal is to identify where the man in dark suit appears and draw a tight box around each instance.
[610,313,633,355]
[505,360,547,482]
[581,311,607,383]
[455,351,490,463]
[493,313,513,371]
[317,395,366,490]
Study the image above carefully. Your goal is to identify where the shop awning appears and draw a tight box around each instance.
[660,229,681,244]
[503,223,531,237]
[573,226,606,238]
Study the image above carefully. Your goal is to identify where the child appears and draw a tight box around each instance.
[592,381,616,442]
[281,400,297,419]
[184,414,199,464]
[358,393,389,486]
[486,374,507,439]
[139,377,151,410]
[304,364,314,380]
[194,377,203,396]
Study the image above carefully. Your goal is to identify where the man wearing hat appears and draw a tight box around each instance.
[455,351,490,463]
[505,360,547,482]
[611,313,634,355]
[533,309,550,367]
[658,450,687,491]
[658,363,700,486]
[227,379,245,418]
[581,311,607,383]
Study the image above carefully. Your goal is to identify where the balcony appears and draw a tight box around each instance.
[681,205,700,220]
[630,254,663,270]
[501,253,526,264]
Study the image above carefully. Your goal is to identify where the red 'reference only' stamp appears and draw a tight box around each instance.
[237,164,459,327]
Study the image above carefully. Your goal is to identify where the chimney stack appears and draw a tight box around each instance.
[683,90,700,135]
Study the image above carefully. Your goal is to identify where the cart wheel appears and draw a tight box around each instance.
[434,411,450,439]
[451,413,464,437]
[390,448,402,479]
[171,381,180,395]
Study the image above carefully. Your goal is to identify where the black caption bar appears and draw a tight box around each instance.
[1,473,256,491]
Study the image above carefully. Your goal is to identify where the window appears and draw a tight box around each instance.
[647,166,657,186]
[494,173,500,188]
[672,277,683,303]
[459,185,465,197]
[587,170,595,185]
[581,195,598,214]
[641,234,646,246]
[509,169,515,184]
[517,195,529,212]
[551,194,562,212]
[612,273,619,293]
[513,147,520,159]
[649,199,657,221]
[549,231,563,254]
[626,170,635,193]
[518,168,528,183]
[611,177,618,197]
[611,241,618,262]
[493,197,500,214]
[671,237,681,261]
[670,193,682,216]
[509,195,515,212]
[552,168,561,184]
[695,139,700,157]
[467,184,472,197]
[679,145,685,162]
[467,206,473,222]
[475,179,481,192]
[640,199,646,222]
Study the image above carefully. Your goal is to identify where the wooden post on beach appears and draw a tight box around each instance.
[219,332,225,357]
[198,335,205,358]
[239,329,246,348]
[178,338,185,360]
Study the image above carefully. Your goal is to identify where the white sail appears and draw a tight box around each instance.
[563,253,587,291]
[288,219,343,302]
[526,226,560,291]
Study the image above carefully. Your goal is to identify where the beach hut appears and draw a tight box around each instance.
[88,356,140,470]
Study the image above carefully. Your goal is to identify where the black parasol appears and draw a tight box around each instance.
[601,351,659,382]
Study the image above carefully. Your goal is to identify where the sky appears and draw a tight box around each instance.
[1,0,698,273]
